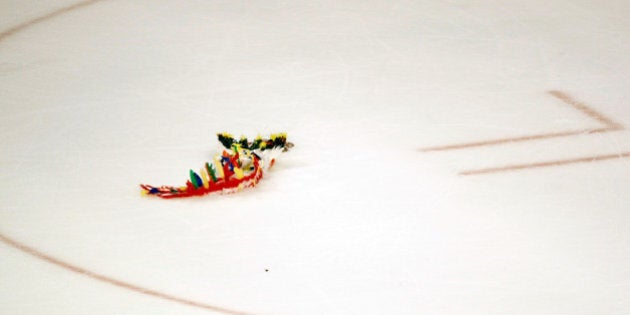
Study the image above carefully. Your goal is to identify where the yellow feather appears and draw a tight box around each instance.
[200,167,209,188]
[214,157,224,179]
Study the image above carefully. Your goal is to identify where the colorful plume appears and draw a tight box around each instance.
[140,133,291,199]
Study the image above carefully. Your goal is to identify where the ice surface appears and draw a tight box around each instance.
[1,1,629,314]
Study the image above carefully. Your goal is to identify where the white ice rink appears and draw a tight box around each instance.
[1,1,630,314]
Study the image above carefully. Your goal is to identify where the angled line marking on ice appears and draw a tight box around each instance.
[548,90,623,130]
[420,91,623,152]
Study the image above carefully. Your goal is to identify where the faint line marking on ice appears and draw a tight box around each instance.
[420,90,623,152]
[459,152,630,176]
[421,128,609,152]
[0,232,251,315]
[0,0,105,43]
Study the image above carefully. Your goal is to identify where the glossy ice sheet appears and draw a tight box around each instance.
[1,1,629,314]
